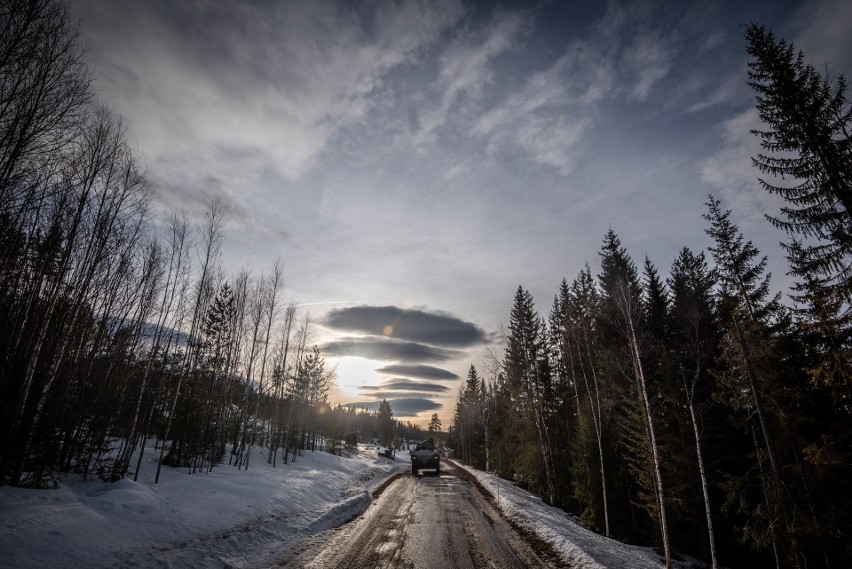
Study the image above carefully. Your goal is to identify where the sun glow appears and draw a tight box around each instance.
[329,356,385,401]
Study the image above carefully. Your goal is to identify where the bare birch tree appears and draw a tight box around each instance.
[155,197,225,483]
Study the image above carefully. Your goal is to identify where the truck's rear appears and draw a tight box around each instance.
[410,440,440,475]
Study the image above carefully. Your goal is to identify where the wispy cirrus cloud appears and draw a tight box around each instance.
[74,0,465,219]
[471,49,599,174]
[595,1,678,102]
[470,1,677,175]
[417,10,529,140]
[686,72,745,112]
[792,0,852,71]
[622,28,676,101]
[699,107,785,221]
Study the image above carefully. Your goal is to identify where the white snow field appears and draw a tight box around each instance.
[0,443,675,568]
[0,442,404,568]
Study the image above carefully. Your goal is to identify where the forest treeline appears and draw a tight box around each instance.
[0,0,433,489]
[451,24,851,569]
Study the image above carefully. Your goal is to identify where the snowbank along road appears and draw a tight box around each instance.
[277,460,565,568]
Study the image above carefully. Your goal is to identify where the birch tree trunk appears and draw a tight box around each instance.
[617,283,671,568]
[574,330,610,537]
[682,366,717,569]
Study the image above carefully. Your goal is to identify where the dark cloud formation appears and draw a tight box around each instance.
[359,380,451,393]
[358,391,441,400]
[323,305,488,347]
[376,364,459,380]
[321,337,460,362]
[385,398,443,415]
[350,378,450,417]
[344,398,443,416]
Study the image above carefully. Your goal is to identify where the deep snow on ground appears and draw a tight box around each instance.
[0,441,404,569]
[462,464,672,569]
[1,442,683,569]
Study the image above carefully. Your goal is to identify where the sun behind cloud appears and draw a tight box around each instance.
[329,356,384,399]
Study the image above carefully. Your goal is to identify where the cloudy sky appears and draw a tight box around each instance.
[71,0,852,426]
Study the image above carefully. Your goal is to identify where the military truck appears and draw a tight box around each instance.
[410,439,440,476]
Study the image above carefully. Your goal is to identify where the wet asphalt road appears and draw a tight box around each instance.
[276,460,558,569]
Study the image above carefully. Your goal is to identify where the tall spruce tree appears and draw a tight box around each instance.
[704,195,804,567]
[505,286,557,504]
[746,24,852,299]
[454,365,485,466]
[548,280,580,509]
[377,399,394,449]
[490,368,524,479]
[746,24,852,407]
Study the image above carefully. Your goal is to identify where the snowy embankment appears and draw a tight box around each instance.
[0,441,404,569]
[459,463,670,569]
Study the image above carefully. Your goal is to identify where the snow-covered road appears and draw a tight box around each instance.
[278,460,559,568]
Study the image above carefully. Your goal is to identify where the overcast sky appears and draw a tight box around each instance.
[71,0,852,426]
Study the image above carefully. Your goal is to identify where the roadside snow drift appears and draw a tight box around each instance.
[0,442,402,569]
[461,464,668,569]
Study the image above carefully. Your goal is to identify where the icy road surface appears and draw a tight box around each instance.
[277,460,563,568]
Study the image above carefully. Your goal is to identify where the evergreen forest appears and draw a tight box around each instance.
[451,24,851,569]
